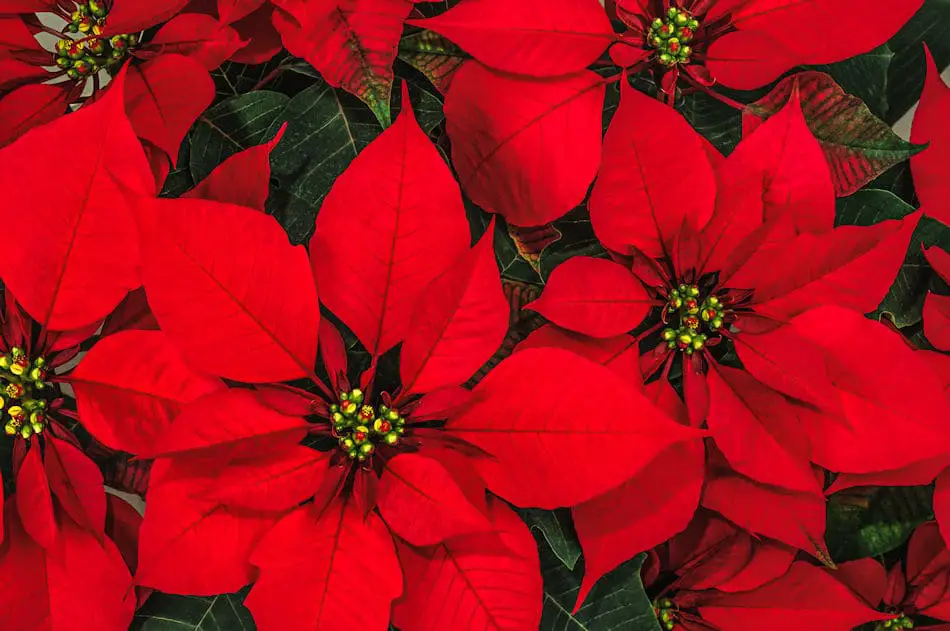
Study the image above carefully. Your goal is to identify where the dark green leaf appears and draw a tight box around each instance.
[518,508,582,570]
[825,485,934,562]
[838,189,950,327]
[679,90,741,155]
[886,0,950,124]
[745,72,925,196]
[540,540,662,631]
[211,54,290,100]
[131,591,256,631]
[189,90,289,185]
[397,30,468,93]
[266,82,382,243]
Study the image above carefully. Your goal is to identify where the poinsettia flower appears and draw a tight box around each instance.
[639,511,890,631]
[0,0,244,158]
[607,0,923,98]
[523,78,944,600]
[832,522,950,629]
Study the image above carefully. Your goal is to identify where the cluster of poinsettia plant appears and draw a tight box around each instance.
[3,0,950,629]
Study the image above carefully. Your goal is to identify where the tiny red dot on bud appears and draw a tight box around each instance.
[669,41,680,52]
[355,431,367,441]
[380,421,391,433]
[681,28,693,38]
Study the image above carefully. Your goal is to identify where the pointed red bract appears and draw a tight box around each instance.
[0,66,153,331]
[126,55,214,165]
[410,0,614,76]
[103,0,190,34]
[199,445,330,512]
[590,79,716,258]
[151,389,310,460]
[147,13,246,70]
[16,443,57,549]
[377,452,491,547]
[247,500,402,631]
[573,440,704,610]
[275,0,412,123]
[447,347,702,507]
[71,329,225,455]
[445,63,604,226]
[912,45,950,224]
[44,436,106,539]
[139,197,320,382]
[137,458,278,594]
[527,256,652,338]
[699,561,889,630]
[185,124,287,209]
[400,226,507,394]
[310,87,469,357]
[391,501,542,631]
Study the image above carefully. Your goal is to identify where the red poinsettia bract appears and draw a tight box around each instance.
[523,78,946,605]
[911,43,950,226]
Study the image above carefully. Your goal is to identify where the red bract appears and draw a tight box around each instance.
[273,0,414,124]
[524,79,940,602]
[639,511,890,630]
[912,44,950,226]
[0,1,242,156]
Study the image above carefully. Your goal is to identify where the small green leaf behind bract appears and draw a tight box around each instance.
[837,189,950,328]
[537,534,661,631]
[131,590,256,630]
[517,508,582,570]
[744,71,926,197]
[825,485,934,563]
[398,29,468,94]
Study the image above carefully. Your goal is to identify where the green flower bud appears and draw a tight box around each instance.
[20,424,32,439]
[3,423,15,436]
[88,0,106,17]
[359,442,374,456]
[674,12,688,26]
[667,6,678,18]
[65,23,79,33]
[711,317,723,330]
[341,437,355,450]
[651,18,663,29]
[688,18,700,30]
[658,599,672,608]
[67,68,81,80]
[384,432,399,445]
[662,329,676,341]
[387,409,399,421]
[350,388,363,403]
[56,57,73,69]
[680,45,692,58]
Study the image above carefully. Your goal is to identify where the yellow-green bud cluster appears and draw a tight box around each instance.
[653,598,677,631]
[649,6,700,67]
[0,348,49,439]
[55,1,137,80]
[330,389,406,461]
[879,614,914,630]
[662,284,725,355]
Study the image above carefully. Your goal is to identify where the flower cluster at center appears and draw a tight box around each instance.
[649,6,700,67]
[878,613,915,630]
[54,0,138,81]
[330,389,406,460]
[0,347,49,439]
[661,284,725,354]
[653,598,678,631]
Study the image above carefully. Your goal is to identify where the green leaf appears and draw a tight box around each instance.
[211,55,290,100]
[886,0,950,124]
[679,90,741,155]
[517,508,582,570]
[744,72,926,196]
[816,44,894,119]
[838,189,950,327]
[189,90,289,186]
[539,540,662,631]
[397,30,468,94]
[825,485,934,562]
[131,592,256,631]
[266,82,382,243]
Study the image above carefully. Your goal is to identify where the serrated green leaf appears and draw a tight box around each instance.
[745,72,926,196]
[540,541,662,631]
[838,189,950,327]
[826,485,934,562]
[518,508,582,570]
[131,592,256,631]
